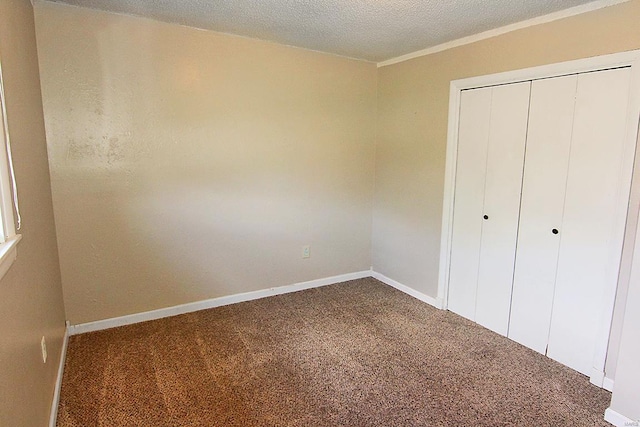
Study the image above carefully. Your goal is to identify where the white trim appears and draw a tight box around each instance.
[49,322,69,427]
[371,271,444,309]
[377,0,630,68]
[0,53,21,234]
[590,368,606,388]
[436,81,462,310]
[444,50,640,92]
[0,234,21,281]
[604,408,638,427]
[438,50,640,388]
[68,271,372,335]
[590,368,614,391]
[603,377,615,392]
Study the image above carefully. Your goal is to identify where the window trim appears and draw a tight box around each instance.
[0,234,21,279]
[0,54,21,281]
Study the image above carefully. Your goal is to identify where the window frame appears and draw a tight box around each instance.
[0,57,21,281]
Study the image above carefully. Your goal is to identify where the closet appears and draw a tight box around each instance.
[447,66,634,377]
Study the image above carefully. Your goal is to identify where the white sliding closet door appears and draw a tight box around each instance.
[475,82,531,336]
[449,82,530,333]
[448,88,492,320]
[508,75,578,354]
[547,68,633,376]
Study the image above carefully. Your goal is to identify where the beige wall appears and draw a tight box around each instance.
[34,1,377,325]
[0,0,67,426]
[373,0,640,382]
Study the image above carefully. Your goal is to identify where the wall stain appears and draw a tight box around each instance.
[65,135,128,166]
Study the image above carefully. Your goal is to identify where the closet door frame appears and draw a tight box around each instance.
[438,49,640,388]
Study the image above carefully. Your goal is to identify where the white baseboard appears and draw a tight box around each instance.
[591,369,605,388]
[591,369,615,391]
[68,270,372,335]
[371,271,444,309]
[603,377,615,392]
[49,322,70,427]
[604,407,638,427]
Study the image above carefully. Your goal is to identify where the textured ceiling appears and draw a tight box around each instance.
[47,0,606,62]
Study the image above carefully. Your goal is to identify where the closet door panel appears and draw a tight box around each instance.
[448,88,492,320]
[475,81,531,336]
[508,75,578,353]
[547,68,633,375]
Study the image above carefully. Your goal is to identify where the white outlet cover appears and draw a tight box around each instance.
[41,336,47,363]
[302,245,310,259]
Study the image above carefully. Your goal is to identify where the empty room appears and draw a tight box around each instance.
[1,0,640,425]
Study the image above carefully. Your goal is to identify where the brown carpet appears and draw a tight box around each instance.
[57,277,612,426]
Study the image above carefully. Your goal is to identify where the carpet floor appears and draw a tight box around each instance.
[57,278,612,426]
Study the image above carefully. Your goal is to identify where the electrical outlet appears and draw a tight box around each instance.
[40,336,47,363]
[302,245,310,259]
